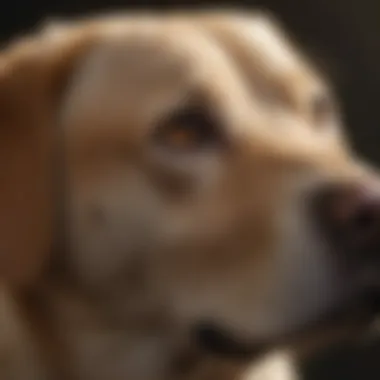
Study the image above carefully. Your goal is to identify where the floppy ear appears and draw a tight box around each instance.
[0,28,93,286]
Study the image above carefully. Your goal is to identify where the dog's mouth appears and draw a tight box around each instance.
[193,322,260,360]
[193,291,380,360]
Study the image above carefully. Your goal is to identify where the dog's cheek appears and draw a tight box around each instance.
[65,171,166,288]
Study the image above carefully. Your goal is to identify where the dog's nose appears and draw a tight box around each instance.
[313,181,380,262]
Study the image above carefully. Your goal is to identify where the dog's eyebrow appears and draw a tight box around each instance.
[153,96,226,138]
[153,91,214,126]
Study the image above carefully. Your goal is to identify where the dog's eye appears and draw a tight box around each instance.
[311,93,334,126]
[153,107,221,151]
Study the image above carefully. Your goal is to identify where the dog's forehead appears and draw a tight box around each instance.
[199,14,328,107]
[67,14,324,106]
[61,13,330,149]
[62,18,255,134]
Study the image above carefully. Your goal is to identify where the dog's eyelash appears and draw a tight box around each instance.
[153,106,223,150]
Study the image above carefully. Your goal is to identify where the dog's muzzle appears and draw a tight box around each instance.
[311,181,380,291]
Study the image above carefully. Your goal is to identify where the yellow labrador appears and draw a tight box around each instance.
[0,10,379,380]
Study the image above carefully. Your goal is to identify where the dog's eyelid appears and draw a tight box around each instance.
[152,104,226,151]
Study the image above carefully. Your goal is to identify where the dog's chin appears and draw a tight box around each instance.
[193,292,380,360]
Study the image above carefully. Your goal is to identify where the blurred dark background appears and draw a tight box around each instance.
[1,1,379,379]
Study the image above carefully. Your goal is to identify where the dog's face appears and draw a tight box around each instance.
[1,12,379,357]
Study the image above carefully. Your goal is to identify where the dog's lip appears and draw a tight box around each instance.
[193,322,263,359]
[193,294,380,359]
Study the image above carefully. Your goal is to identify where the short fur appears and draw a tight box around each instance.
[0,10,377,380]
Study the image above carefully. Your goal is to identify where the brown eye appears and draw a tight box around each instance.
[311,93,334,125]
[153,106,221,151]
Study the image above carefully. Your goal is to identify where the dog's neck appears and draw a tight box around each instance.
[16,276,207,380]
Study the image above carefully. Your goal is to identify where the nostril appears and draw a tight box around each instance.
[349,206,377,233]
[312,181,380,295]
[313,182,380,251]
[344,205,379,247]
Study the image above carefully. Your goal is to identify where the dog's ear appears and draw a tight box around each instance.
[0,27,93,286]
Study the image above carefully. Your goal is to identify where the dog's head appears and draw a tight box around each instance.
[0,11,379,357]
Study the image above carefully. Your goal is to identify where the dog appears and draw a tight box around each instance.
[0,10,379,380]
